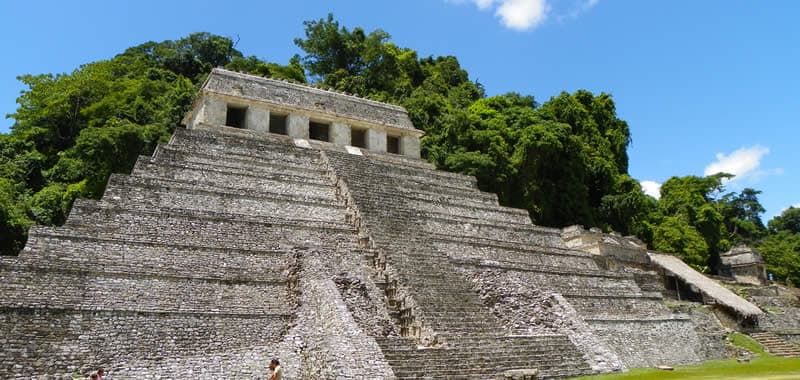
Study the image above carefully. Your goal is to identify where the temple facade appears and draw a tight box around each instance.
[184,68,424,158]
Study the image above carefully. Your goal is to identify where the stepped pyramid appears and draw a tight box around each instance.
[1,69,712,379]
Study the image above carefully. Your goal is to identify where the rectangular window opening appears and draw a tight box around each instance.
[351,129,367,148]
[269,114,288,135]
[309,121,330,142]
[387,135,400,154]
[225,105,247,129]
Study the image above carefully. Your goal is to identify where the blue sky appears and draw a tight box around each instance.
[1,0,797,220]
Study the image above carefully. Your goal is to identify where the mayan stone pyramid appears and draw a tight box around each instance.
[0,69,759,379]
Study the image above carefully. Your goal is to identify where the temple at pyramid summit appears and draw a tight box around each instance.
[2,68,799,379]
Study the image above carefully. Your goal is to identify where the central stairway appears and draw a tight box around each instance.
[325,150,595,378]
[325,142,704,372]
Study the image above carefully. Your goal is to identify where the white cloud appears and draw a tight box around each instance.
[448,0,598,30]
[703,145,771,182]
[641,180,661,199]
[495,0,548,30]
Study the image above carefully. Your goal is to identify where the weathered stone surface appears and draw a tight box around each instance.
[0,75,745,378]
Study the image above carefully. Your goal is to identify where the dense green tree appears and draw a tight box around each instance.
[769,206,800,234]
[758,231,800,284]
[0,178,30,255]
[640,174,773,274]
[719,188,767,244]
[647,174,731,271]
[600,174,657,236]
[652,215,710,270]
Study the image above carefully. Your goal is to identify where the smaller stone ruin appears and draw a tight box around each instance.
[719,246,768,286]
[562,225,650,271]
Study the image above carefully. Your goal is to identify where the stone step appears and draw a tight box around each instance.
[428,233,595,268]
[342,175,499,204]
[0,262,293,315]
[103,174,346,223]
[173,125,322,162]
[20,232,294,283]
[133,156,333,194]
[327,152,479,191]
[345,173,500,205]
[750,332,800,357]
[344,181,519,216]
[362,149,437,170]
[421,216,565,247]
[567,296,672,318]
[328,150,477,186]
[375,335,577,349]
[153,144,325,181]
[449,256,630,280]
[64,200,358,251]
[374,335,590,379]
[345,189,531,226]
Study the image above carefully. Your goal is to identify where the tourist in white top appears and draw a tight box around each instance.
[268,359,282,380]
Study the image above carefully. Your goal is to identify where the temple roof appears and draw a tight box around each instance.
[649,253,763,317]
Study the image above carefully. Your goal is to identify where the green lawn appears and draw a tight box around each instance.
[570,333,800,380]
[569,356,800,380]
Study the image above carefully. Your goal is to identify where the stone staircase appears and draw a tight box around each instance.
[326,150,595,378]
[325,147,703,371]
[750,332,800,357]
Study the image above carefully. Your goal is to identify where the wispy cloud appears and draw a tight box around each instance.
[559,0,600,21]
[640,180,661,199]
[448,0,598,31]
[703,145,782,184]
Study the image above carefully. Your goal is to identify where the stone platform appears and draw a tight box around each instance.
[0,70,726,379]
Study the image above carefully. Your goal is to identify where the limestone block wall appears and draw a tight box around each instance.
[400,135,420,159]
[0,309,291,378]
[457,267,624,372]
[589,319,702,367]
[289,250,395,379]
[366,128,387,152]
[330,122,351,146]
[245,106,270,133]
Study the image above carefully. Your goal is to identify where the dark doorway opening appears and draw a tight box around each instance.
[351,129,367,148]
[269,114,288,135]
[225,105,247,128]
[309,121,330,141]
[387,136,400,154]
